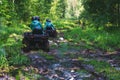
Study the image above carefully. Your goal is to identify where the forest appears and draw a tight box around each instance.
[0,0,120,80]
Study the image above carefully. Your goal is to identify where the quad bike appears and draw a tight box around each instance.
[22,32,49,52]
[44,28,57,38]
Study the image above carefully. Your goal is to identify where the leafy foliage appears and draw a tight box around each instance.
[0,0,120,79]
[0,48,9,72]
[0,23,30,73]
[81,0,119,29]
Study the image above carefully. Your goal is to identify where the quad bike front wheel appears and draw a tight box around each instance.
[22,38,30,52]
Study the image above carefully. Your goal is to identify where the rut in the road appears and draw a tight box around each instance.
[25,37,107,80]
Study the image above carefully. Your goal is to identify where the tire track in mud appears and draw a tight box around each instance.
[24,37,107,80]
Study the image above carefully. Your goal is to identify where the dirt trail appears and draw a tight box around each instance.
[23,36,108,80]
[1,32,119,80]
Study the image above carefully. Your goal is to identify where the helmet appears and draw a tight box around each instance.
[46,19,51,22]
[32,16,40,21]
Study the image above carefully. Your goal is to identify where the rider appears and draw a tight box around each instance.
[44,19,55,31]
[30,16,43,34]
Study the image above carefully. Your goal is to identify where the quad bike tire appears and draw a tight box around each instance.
[42,40,49,52]
[53,31,57,38]
[22,38,30,52]
[45,30,57,38]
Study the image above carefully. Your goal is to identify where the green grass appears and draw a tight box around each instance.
[78,56,120,80]
[9,66,42,80]
[39,51,55,60]
[0,23,30,74]
[0,19,120,79]
[64,27,120,51]
[83,59,120,80]
[0,48,9,73]
[53,19,76,30]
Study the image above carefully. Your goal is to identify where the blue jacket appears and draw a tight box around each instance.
[44,22,55,30]
[30,20,43,30]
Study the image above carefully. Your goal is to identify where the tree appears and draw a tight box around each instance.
[56,0,66,18]
[0,0,14,25]
[50,0,67,19]
[14,0,31,22]
[81,0,120,29]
